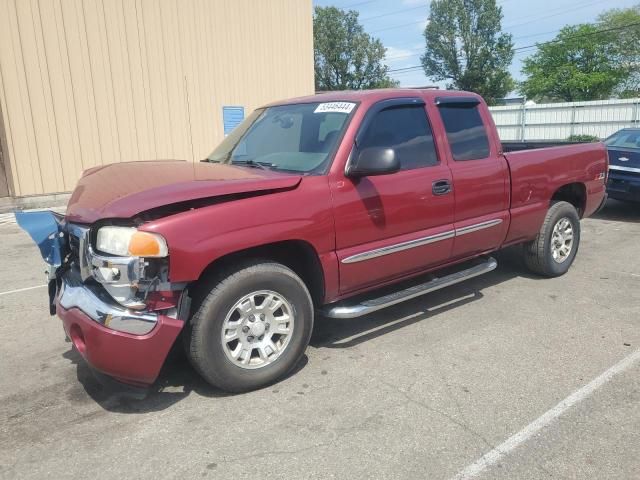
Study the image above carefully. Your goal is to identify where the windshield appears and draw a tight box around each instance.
[206,102,356,173]
[604,130,640,149]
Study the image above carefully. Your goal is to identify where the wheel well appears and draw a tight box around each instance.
[196,240,325,307]
[551,183,586,217]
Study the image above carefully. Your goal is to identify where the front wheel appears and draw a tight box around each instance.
[185,261,314,392]
[523,201,581,277]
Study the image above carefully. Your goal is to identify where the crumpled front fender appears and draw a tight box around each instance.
[15,210,67,266]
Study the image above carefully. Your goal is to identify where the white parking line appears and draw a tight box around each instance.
[451,348,640,480]
[0,284,47,296]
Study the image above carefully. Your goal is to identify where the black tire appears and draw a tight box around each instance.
[523,201,581,277]
[185,261,313,393]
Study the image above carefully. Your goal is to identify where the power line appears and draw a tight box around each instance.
[513,20,640,52]
[389,66,423,74]
[369,0,610,39]
[361,3,428,21]
[504,0,610,29]
[385,25,590,61]
[386,52,422,61]
[371,18,428,33]
[512,28,570,42]
[324,0,511,9]
[386,20,640,74]
[344,0,379,7]
[392,71,425,79]
[315,0,380,8]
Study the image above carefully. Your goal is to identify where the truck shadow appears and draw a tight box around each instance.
[592,198,640,223]
[310,247,538,349]
[64,344,309,413]
[64,247,539,412]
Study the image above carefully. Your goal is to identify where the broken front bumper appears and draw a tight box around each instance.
[59,270,162,335]
[57,288,183,386]
[15,210,186,387]
[56,270,183,386]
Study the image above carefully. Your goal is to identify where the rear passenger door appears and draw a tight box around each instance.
[331,98,455,294]
[435,97,510,259]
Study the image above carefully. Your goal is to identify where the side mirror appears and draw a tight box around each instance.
[346,147,400,178]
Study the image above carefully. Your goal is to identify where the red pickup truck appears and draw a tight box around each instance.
[17,89,608,393]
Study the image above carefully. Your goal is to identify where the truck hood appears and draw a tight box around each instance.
[65,160,302,223]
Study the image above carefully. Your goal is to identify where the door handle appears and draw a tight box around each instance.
[432,179,452,196]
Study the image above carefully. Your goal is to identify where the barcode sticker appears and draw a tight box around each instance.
[314,102,356,114]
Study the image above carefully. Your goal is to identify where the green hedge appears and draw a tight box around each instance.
[566,134,600,142]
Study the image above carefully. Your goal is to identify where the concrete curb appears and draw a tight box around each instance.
[0,193,70,214]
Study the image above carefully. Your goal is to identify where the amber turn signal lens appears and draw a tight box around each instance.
[128,231,168,257]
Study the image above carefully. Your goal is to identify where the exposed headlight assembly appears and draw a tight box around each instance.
[96,226,168,257]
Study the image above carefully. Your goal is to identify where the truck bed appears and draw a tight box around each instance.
[501,141,588,153]
[502,142,608,245]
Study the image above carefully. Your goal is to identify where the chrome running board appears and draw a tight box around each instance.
[322,257,497,319]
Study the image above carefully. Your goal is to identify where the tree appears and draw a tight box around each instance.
[519,24,627,102]
[597,5,640,97]
[421,0,514,104]
[314,6,398,90]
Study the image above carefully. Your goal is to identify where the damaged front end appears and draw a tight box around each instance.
[16,211,188,336]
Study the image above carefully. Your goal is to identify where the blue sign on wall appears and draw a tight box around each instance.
[222,106,245,136]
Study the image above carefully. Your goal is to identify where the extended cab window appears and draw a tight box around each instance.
[439,105,490,161]
[358,105,438,170]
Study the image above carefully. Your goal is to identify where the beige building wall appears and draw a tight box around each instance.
[0,0,314,197]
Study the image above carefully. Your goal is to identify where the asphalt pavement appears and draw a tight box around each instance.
[0,200,638,479]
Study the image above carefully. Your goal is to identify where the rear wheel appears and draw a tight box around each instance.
[523,201,581,277]
[186,261,314,392]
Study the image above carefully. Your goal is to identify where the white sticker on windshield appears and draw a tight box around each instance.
[314,102,356,114]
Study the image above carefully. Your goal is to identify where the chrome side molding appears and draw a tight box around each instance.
[323,257,497,319]
[342,230,455,264]
[455,218,503,237]
[341,218,503,264]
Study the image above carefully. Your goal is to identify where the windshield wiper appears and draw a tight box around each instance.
[231,159,275,171]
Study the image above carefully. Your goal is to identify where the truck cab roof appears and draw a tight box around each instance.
[264,88,482,108]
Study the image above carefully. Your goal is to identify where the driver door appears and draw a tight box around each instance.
[330,98,455,295]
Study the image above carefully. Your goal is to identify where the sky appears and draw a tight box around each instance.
[312,0,637,94]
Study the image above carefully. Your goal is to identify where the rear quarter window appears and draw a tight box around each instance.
[439,105,490,161]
